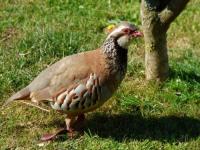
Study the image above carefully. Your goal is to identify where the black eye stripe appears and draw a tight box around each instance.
[130,29,137,33]
[123,29,129,33]
[123,28,137,34]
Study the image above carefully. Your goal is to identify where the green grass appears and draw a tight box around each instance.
[0,0,200,149]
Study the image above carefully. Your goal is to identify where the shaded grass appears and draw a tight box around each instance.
[0,0,200,149]
[87,113,200,143]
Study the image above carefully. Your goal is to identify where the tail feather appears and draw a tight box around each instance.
[3,87,30,107]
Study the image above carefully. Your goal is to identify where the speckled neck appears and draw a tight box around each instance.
[101,37,128,76]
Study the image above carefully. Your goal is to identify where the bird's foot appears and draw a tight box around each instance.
[40,128,67,142]
[40,128,83,142]
[40,127,84,142]
[40,114,85,142]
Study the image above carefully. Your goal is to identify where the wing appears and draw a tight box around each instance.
[28,49,105,102]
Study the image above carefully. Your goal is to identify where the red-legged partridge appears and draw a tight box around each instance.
[5,22,143,141]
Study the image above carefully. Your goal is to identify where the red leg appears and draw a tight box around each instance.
[75,114,85,131]
[76,114,85,122]
[66,114,85,138]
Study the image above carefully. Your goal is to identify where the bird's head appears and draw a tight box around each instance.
[105,22,143,49]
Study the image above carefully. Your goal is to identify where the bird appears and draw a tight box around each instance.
[4,22,143,141]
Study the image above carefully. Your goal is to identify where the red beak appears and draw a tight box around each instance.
[132,31,143,37]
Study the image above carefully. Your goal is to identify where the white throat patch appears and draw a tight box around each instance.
[117,35,131,49]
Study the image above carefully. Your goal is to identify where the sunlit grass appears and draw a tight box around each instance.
[0,0,200,149]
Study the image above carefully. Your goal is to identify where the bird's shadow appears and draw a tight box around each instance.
[11,110,200,143]
[84,112,200,143]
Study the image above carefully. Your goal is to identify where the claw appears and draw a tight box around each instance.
[40,128,67,142]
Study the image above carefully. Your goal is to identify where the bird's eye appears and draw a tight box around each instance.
[130,30,134,34]
[122,28,130,34]
[130,29,138,34]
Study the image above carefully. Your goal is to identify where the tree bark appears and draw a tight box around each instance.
[141,0,189,81]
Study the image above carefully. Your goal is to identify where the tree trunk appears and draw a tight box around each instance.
[144,31,169,81]
[141,0,189,81]
[142,12,169,81]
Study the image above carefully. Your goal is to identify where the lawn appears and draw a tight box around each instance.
[0,0,200,149]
